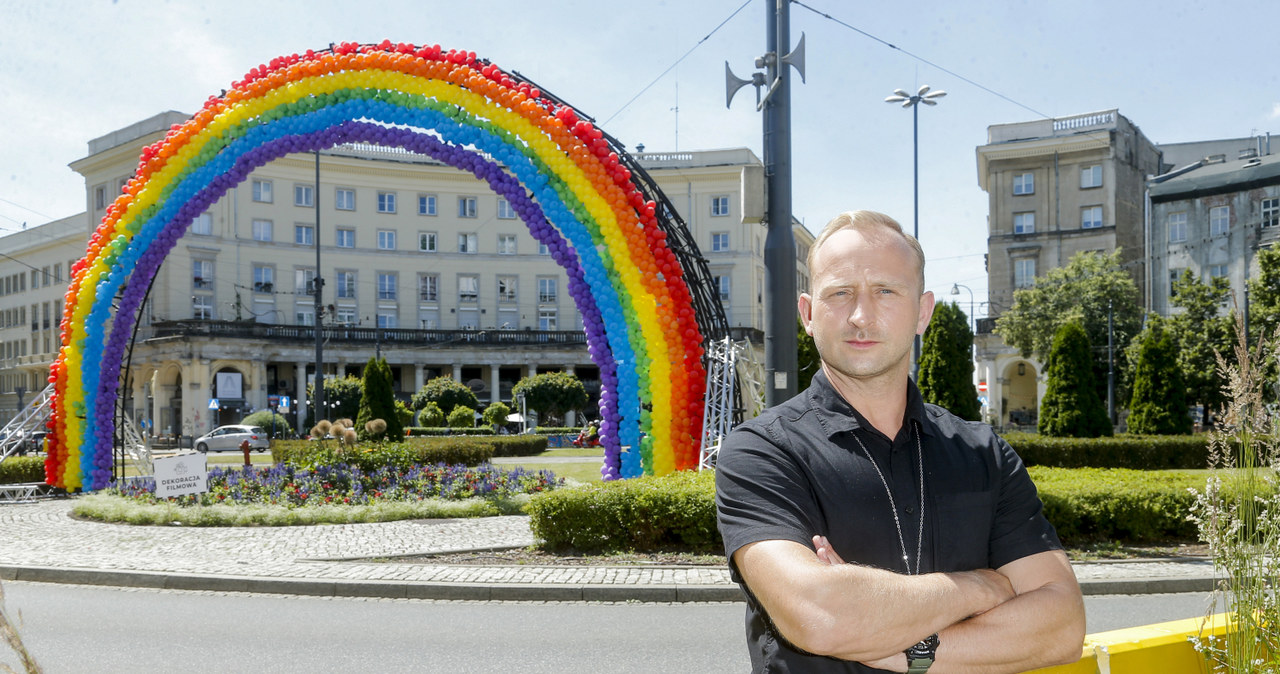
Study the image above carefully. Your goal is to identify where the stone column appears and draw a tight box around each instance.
[489,366,500,404]
[414,364,425,393]
[452,363,463,381]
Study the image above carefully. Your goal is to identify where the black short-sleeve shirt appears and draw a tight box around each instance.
[715,370,1062,673]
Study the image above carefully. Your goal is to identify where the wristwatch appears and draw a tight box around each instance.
[904,634,939,673]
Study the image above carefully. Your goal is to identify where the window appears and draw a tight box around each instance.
[1081,165,1102,189]
[252,179,273,203]
[377,230,397,250]
[1013,172,1034,195]
[251,219,273,242]
[418,194,437,216]
[295,268,316,295]
[193,295,214,320]
[459,275,479,302]
[1081,206,1103,229]
[497,198,516,219]
[94,186,106,211]
[458,196,477,218]
[498,234,517,255]
[191,212,213,235]
[538,242,550,256]
[193,260,213,289]
[336,228,355,248]
[458,232,477,254]
[294,184,313,208]
[295,310,314,326]
[377,192,396,214]
[377,313,398,329]
[294,224,314,245]
[1013,212,1035,234]
[336,271,356,299]
[377,273,397,300]
[1210,264,1228,279]
[458,308,479,330]
[1169,269,1184,297]
[418,232,437,252]
[419,274,438,302]
[1263,198,1280,228]
[539,308,558,331]
[716,275,731,301]
[335,188,355,211]
[538,278,557,303]
[1210,206,1230,237]
[53,263,61,283]
[711,195,731,217]
[336,308,357,325]
[253,266,274,293]
[498,276,518,303]
[1168,212,1188,243]
[712,232,730,252]
[1014,258,1036,288]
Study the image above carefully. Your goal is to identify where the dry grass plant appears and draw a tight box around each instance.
[1189,316,1280,671]
[0,581,41,673]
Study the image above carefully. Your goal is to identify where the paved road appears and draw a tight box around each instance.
[0,582,1219,674]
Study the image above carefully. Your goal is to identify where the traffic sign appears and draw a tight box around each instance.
[208,398,220,410]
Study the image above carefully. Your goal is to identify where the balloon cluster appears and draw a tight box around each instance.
[47,42,708,490]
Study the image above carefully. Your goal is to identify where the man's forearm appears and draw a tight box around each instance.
[929,578,1085,674]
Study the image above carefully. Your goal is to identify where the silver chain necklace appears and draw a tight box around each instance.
[851,421,925,575]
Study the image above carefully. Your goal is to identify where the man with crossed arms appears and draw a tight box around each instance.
[716,210,1084,672]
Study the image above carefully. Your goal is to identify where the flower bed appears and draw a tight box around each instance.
[109,462,561,508]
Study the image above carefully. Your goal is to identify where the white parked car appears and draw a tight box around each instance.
[194,425,270,453]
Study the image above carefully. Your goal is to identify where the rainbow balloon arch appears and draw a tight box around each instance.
[45,41,731,492]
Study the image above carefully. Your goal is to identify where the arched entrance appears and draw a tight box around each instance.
[1003,360,1039,428]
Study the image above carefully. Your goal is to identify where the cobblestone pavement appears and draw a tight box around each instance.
[0,499,1216,600]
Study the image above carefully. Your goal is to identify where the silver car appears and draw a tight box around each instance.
[194,425,270,453]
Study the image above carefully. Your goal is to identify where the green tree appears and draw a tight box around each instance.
[1247,245,1280,344]
[416,402,444,427]
[996,250,1141,407]
[797,318,821,392]
[918,302,980,421]
[412,377,480,416]
[447,405,476,429]
[356,357,403,442]
[483,401,511,430]
[304,375,363,427]
[1038,322,1113,437]
[1165,270,1233,425]
[512,372,588,426]
[240,410,293,439]
[1127,316,1192,435]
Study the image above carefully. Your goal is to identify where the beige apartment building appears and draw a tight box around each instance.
[974,110,1161,427]
[1,111,811,440]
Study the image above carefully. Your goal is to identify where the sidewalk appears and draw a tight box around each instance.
[0,499,1216,602]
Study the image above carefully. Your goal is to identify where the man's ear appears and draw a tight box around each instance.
[916,290,936,336]
[798,293,815,336]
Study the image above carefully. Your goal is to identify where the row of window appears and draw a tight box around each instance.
[250,179,736,220]
[0,261,70,298]
[215,266,564,305]
[191,296,565,332]
[196,215,742,255]
[1011,165,1103,196]
[1011,206,1106,234]
[1166,199,1280,243]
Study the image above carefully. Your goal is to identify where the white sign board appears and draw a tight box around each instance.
[153,453,209,498]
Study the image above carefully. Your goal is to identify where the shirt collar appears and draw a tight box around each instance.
[805,368,932,440]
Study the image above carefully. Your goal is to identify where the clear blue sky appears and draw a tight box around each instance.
[2,0,1277,322]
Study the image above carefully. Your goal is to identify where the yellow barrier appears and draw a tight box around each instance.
[1031,612,1230,674]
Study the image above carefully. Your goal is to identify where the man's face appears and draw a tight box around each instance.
[798,227,934,385]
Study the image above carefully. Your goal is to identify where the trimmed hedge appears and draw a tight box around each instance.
[271,435,548,467]
[1003,432,1212,470]
[405,427,495,437]
[527,467,1223,553]
[0,456,45,484]
[528,469,719,553]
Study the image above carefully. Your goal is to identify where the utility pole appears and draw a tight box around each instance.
[1107,300,1114,425]
[312,150,326,422]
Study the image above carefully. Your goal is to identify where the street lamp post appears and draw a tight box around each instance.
[886,85,946,379]
[950,283,974,336]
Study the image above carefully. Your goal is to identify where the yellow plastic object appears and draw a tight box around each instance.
[1030,612,1230,674]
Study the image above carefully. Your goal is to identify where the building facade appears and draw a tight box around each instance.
[974,110,1162,426]
[1147,152,1280,317]
[2,112,812,440]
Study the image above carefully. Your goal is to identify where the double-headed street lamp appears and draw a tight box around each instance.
[886,85,946,378]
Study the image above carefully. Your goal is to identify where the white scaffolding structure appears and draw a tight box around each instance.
[0,384,53,462]
[699,337,740,470]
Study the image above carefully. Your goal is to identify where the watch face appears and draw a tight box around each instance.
[905,633,939,658]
